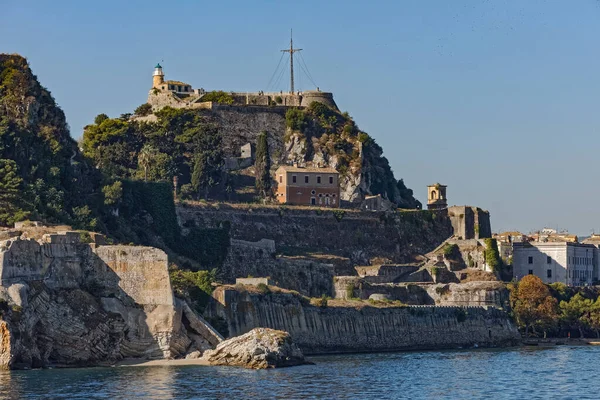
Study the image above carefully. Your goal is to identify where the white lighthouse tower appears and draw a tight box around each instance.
[153,63,164,88]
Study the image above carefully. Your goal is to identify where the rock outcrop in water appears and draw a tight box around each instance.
[0,230,222,369]
[201,328,308,369]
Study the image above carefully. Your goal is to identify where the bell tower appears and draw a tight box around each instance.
[153,63,164,88]
[427,183,447,210]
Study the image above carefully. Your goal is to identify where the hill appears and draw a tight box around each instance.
[82,98,420,208]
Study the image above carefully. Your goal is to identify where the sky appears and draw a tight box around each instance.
[3,0,600,235]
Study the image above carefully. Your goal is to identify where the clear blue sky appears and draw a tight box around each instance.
[3,0,600,235]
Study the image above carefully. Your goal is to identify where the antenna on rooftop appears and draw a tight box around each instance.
[281,29,302,94]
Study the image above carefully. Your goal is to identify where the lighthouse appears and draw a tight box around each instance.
[153,63,164,88]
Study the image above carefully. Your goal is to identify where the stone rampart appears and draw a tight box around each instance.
[208,287,520,354]
[179,204,453,266]
[448,206,491,240]
[222,238,334,297]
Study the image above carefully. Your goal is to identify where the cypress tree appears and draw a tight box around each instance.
[255,131,271,198]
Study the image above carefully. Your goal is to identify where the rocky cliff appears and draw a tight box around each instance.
[208,286,520,354]
[0,231,222,369]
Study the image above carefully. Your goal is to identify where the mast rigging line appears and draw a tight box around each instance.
[266,51,286,91]
[272,57,289,92]
[297,52,318,88]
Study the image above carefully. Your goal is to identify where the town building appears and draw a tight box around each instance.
[493,231,529,262]
[427,183,447,210]
[275,165,340,207]
[513,241,596,286]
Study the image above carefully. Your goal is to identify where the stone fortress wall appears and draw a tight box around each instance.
[148,88,338,112]
[208,286,520,354]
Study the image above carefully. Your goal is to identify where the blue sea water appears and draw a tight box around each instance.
[0,346,597,399]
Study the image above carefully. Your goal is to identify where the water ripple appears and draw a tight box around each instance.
[0,346,598,399]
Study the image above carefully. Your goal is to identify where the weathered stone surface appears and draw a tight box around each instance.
[427,281,509,307]
[208,287,521,354]
[0,234,222,369]
[202,328,308,369]
[178,204,453,269]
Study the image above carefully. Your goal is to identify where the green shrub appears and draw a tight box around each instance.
[333,209,345,222]
[442,243,459,257]
[313,294,329,308]
[285,108,307,131]
[484,238,502,273]
[134,103,152,116]
[257,283,271,294]
[78,231,92,243]
[170,268,216,313]
[200,90,234,104]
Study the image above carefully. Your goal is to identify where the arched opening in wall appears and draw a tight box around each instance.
[431,190,437,200]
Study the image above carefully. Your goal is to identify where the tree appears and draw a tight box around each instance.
[138,144,156,182]
[190,128,224,199]
[200,91,234,105]
[94,113,109,125]
[102,181,123,206]
[255,131,271,199]
[0,159,29,225]
[134,103,152,117]
[584,298,600,338]
[509,275,558,337]
[560,293,592,338]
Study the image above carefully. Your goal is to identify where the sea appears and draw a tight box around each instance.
[0,346,596,399]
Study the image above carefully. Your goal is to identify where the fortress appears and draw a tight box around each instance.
[148,64,339,111]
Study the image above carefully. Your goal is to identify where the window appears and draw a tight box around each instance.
[317,176,321,184]
[311,198,316,205]
[329,176,334,184]
[292,175,297,183]
[305,176,309,183]
[311,190,316,195]
[528,256,533,264]
[528,269,533,275]
[547,256,551,264]
[547,269,552,278]
[279,175,282,183]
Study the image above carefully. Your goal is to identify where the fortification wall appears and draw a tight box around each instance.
[178,204,453,266]
[223,238,334,297]
[448,206,492,240]
[208,287,520,354]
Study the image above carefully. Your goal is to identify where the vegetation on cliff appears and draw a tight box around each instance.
[0,54,102,228]
[254,131,271,198]
[0,54,229,276]
[82,107,224,199]
[285,103,420,208]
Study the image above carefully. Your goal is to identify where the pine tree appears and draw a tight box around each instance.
[0,159,29,225]
[255,131,271,199]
